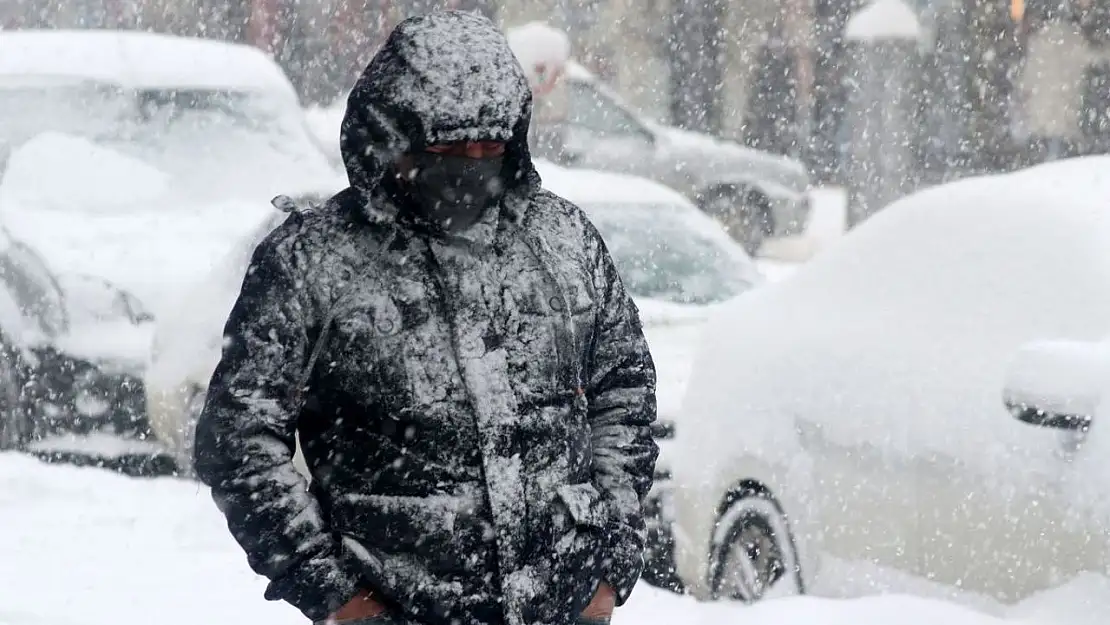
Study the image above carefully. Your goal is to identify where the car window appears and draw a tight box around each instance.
[0,81,131,146]
[0,82,333,202]
[583,201,756,305]
[566,81,650,138]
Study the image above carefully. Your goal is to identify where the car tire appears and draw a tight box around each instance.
[640,490,686,594]
[708,486,804,602]
[701,188,773,256]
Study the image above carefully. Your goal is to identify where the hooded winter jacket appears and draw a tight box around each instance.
[193,11,658,625]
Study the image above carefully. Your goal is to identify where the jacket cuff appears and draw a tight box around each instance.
[603,522,645,605]
[263,547,361,621]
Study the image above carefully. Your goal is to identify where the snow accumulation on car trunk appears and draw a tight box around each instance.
[0,453,1100,625]
[678,156,1110,493]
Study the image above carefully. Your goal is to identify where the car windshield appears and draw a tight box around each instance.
[0,233,67,339]
[0,80,332,202]
[583,201,755,305]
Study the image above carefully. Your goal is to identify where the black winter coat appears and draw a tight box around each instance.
[193,11,658,625]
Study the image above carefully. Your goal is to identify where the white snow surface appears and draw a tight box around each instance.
[678,155,1110,496]
[0,453,1102,625]
[54,319,154,372]
[0,29,299,98]
[845,0,924,41]
[0,132,171,212]
[0,197,279,316]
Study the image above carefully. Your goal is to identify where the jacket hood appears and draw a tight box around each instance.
[339,11,540,208]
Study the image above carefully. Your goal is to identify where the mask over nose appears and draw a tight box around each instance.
[404,153,506,233]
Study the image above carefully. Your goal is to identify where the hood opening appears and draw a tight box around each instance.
[339,11,540,211]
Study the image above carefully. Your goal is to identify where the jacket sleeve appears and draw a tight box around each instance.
[192,228,359,622]
[585,230,660,605]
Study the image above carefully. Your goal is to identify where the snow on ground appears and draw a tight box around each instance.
[0,454,1105,625]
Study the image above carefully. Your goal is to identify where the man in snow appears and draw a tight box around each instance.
[193,10,658,625]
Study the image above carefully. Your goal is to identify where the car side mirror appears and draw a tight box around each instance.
[1004,401,1092,431]
[1002,339,1110,432]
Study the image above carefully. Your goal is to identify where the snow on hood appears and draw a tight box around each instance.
[53,319,154,373]
[0,196,279,316]
[677,156,1110,490]
[0,132,171,211]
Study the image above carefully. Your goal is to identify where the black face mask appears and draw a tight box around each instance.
[403,153,506,233]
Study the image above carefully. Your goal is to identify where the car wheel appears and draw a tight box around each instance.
[0,344,26,449]
[709,487,804,602]
[702,188,773,256]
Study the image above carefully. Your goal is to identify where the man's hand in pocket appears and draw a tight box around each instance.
[328,589,387,623]
[581,582,617,620]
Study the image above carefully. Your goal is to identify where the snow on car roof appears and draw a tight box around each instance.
[0,30,298,99]
[677,155,1110,493]
[535,159,693,208]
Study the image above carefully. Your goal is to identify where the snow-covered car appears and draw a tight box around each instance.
[0,30,347,313]
[505,22,812,255]
[0,29,343,205]
[143,162,761,583]
[0,223,159,472]
[670,156,1110,605]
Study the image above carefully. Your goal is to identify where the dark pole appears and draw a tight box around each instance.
[810,0,859,184]
[668,0,724,134]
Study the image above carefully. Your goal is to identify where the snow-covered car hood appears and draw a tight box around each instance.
[0,133,334,318]
[0,194,283,318]
[53,319,154,374]
[648,123,811,195]
[1,132,344,212]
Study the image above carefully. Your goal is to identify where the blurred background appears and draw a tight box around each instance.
[4,0,1108,190]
